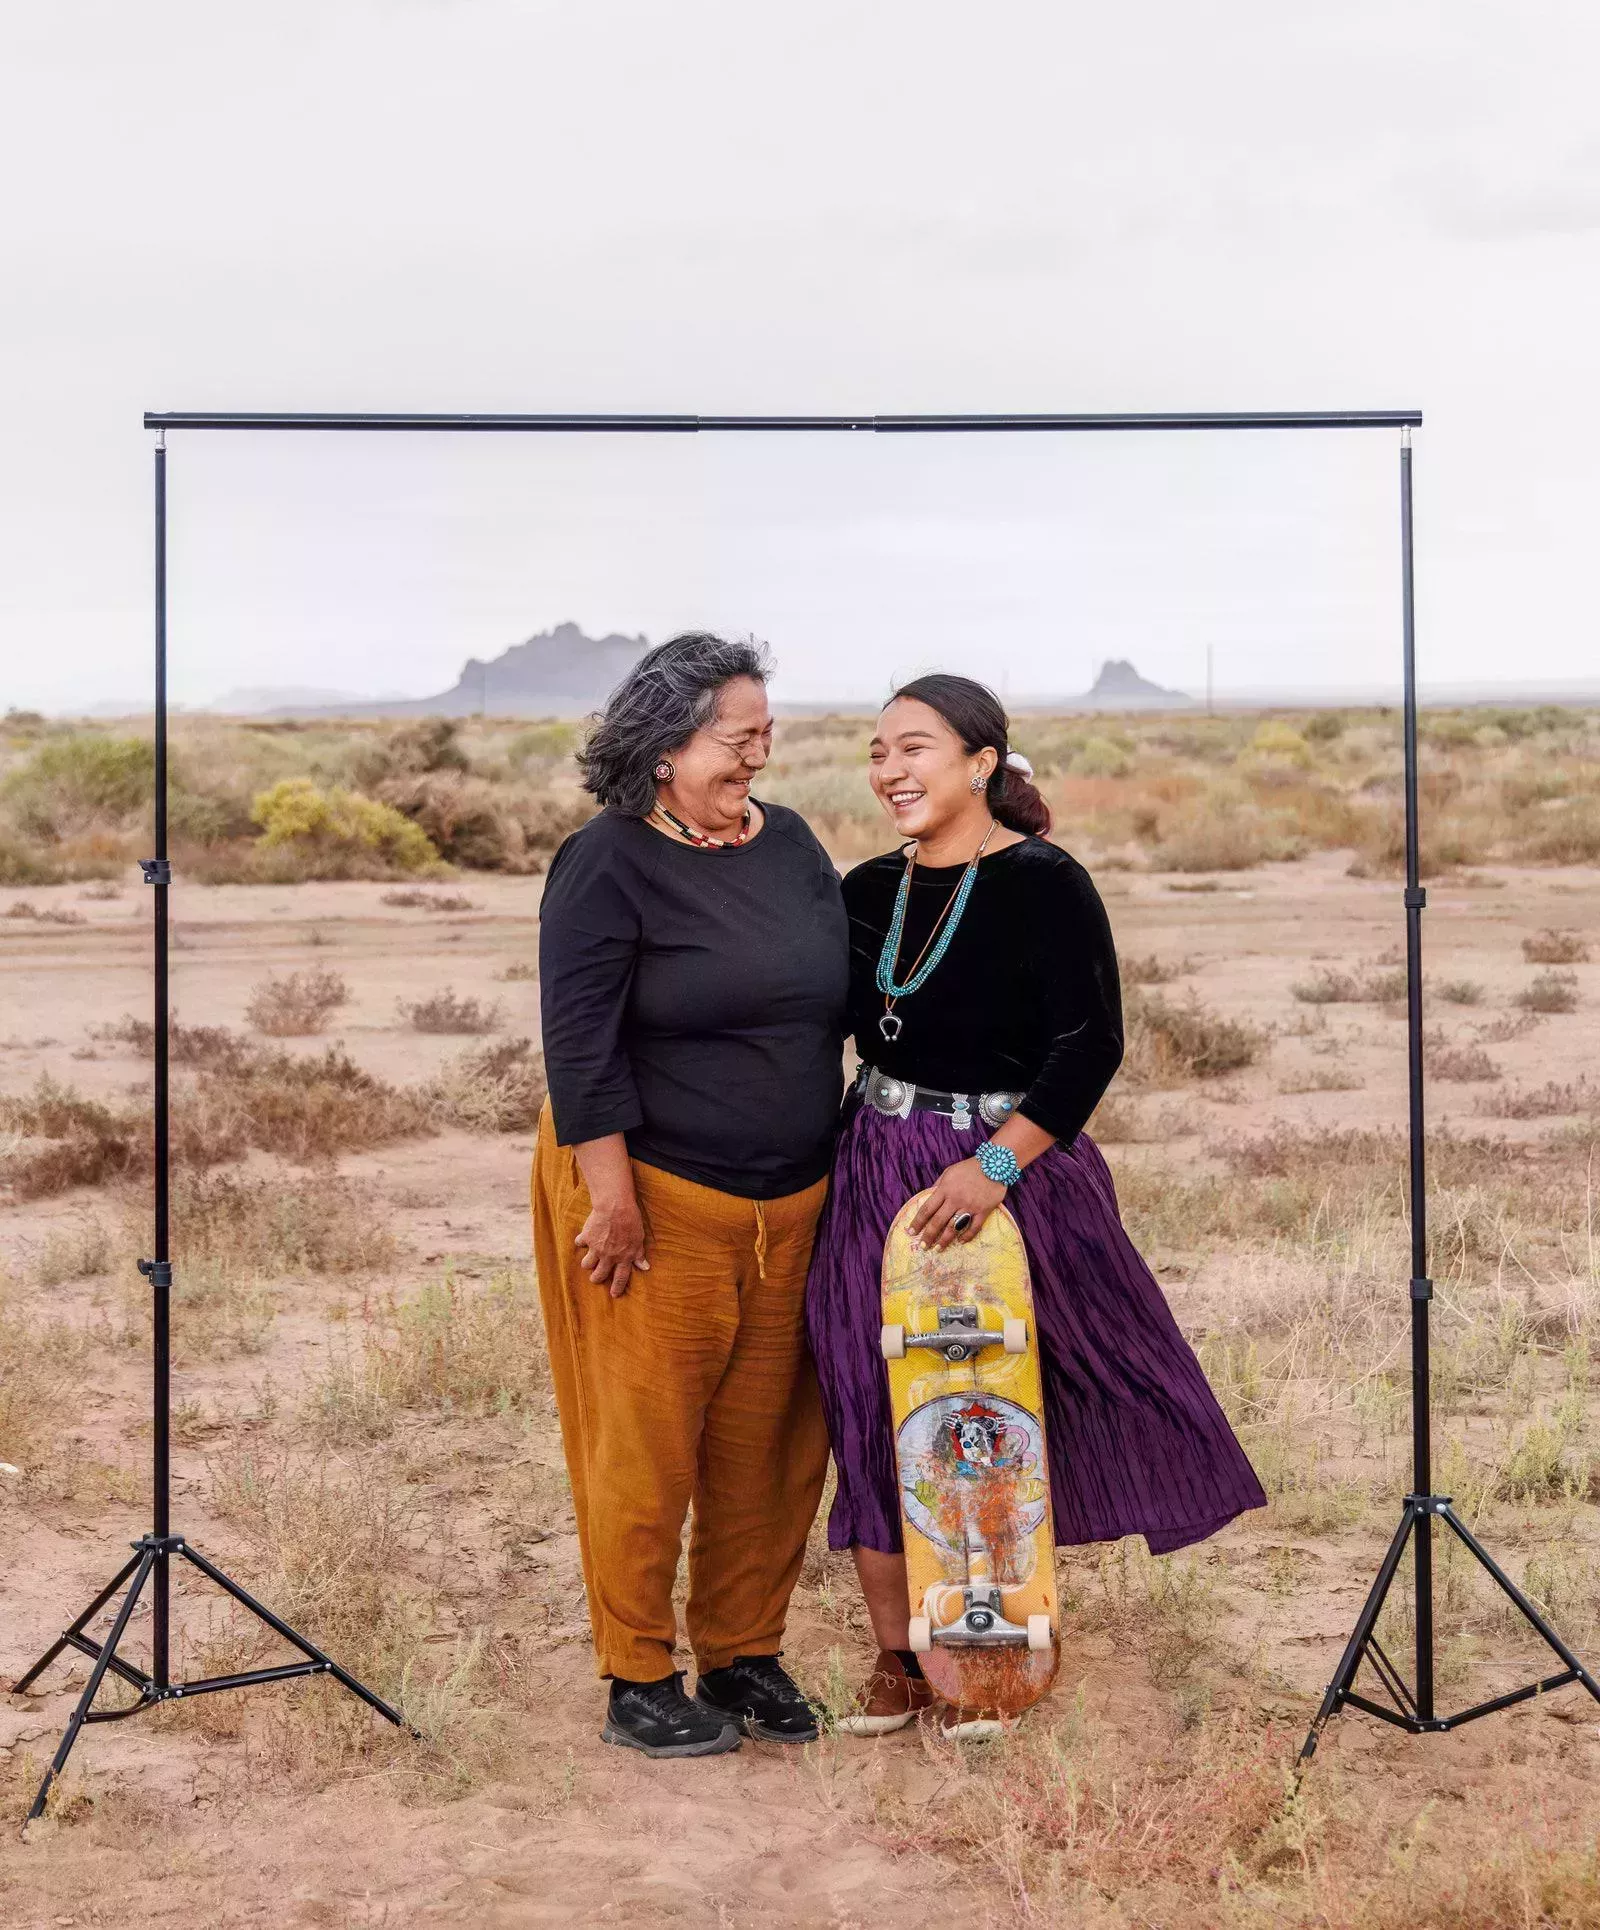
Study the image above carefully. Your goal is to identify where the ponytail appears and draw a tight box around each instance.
[890,672,1053,838]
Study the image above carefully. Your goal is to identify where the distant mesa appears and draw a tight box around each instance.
[1074,660,1194,710]
[237,624,653,719]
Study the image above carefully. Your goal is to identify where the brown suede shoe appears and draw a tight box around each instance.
[837,1650,938,1736]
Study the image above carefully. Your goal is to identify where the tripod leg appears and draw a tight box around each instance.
[1298,1502,1417,1767]
[11,1551,144,1696]
[177,1544,409,1730]
[1441,1508,1600,1702]
[26,1549,156,1822]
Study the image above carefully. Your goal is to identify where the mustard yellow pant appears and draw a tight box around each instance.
[530,1107,830,1682]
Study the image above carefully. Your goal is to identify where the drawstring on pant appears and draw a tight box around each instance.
[753,1200,768,1282]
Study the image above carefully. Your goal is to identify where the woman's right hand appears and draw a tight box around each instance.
[575,1190,651,1298]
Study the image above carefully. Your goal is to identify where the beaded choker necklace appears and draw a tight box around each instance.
[650,800,755,849]
[874,820,997,1042]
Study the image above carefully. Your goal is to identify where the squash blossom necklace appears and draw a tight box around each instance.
[875,818,997,1042]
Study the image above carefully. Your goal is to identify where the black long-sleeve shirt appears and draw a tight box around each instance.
[537,805,849,1199]
[842,837,1123,1143]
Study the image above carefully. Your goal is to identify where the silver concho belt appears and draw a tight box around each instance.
[857,1064,1023,1133]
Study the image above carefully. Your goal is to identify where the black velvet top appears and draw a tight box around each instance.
[842,837,1124,1144]
[538,804,849,1200]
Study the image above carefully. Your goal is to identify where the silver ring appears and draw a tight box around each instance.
[951,1211,974,1233]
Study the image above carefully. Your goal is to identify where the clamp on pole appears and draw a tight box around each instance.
[139,858,172,885]
[137,1259,173,1288]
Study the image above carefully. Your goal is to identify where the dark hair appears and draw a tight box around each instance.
[889,673,1052,837]
[578,632,773,816]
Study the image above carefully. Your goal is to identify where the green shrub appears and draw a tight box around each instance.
[250,779,439,877]
[3,735,155,838]
[1070,736,1132,779]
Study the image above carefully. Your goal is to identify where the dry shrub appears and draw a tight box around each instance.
[1291,965,1404,1005]
[1436,977,1484,1005]
[1121,989,1267,1085]
[197,1046,431,1163]
[0,1076,148,1198]
[2,733,155,840]
[1476,1077,1600,1120]
[96,1012,256,1071]
[1148,797,1308,872]
[4,899,86,925]
[425,1037,547,1132]
[376,770,591,873]
[1515,969,1580,1014]
[1278,1066,1364,1093]
[380,887,479,911]
[1513,796,1600,864]
[399,987,502,1035]
[245,966,351,1036]
[1523,927,1590,965]
[1425,1031,1501,1082]
[495,959,538,982]
[1122,951,1190,986]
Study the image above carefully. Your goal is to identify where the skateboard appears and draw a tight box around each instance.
[879,1191,1060,1720]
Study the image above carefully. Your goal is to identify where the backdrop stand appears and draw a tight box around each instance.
[1296,427,1600,1763]
[15,406,1596,1817]
[12,430,407,1824]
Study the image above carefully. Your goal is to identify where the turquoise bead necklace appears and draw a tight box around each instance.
[875,819,997,1042]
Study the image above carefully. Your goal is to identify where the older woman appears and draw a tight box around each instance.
[532,633,848,1758]
[806,673,1265,1739]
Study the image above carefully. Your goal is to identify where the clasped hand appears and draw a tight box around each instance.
[908,1158,1008,1249]
[575,1194,651,1297]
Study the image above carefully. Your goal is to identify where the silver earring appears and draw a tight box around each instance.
[970,773,986,793]
[655,760,674,782]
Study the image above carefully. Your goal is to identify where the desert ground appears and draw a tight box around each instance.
[3,706,1600,1927]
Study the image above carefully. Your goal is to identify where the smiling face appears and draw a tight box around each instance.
[869,695,997,845]
[660,674,773,835]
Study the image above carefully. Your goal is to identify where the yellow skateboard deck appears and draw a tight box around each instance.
[881,1191,1060,1718]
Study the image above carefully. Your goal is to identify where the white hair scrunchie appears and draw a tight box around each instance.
[1005,751,1034,780]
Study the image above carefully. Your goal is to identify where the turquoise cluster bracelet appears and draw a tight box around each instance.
[976,1140,1021,1188]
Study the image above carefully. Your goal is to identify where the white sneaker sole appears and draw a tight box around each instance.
[938,1715,1010,1742]
[837,1709,919,1736]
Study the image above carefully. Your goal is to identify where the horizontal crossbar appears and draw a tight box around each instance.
[144,409,1423,436]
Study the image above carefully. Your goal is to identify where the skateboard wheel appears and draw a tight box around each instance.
[1002,1318,1027,1354]
[880,1324,906,1360]
[1027,1614,1053,1652]
[908,1616,932,1654]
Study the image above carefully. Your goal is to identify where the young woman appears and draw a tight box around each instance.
[805,673,1265,1739]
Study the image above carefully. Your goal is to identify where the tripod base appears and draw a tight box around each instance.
[12,1534,409,1821]
[1299,1494,1600,1765]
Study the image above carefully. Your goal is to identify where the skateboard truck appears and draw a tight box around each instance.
[881,1303,1027,1364]
[908,1537,1053,1653]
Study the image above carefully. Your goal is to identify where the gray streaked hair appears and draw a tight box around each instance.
[577,632,773,817]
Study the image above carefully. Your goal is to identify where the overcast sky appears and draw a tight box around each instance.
[3,1,1597,712]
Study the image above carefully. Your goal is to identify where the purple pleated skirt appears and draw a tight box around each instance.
[804,1100,1267,1556]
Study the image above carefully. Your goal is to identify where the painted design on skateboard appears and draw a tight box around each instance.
[880,1192,1061,1717]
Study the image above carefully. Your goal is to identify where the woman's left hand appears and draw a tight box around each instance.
[910,1159,1009,1249]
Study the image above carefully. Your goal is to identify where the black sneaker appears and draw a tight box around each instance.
[695,1655,819,1744]
[602,1672,742,1758]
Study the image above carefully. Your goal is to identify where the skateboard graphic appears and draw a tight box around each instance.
[879,1191,1060,1720]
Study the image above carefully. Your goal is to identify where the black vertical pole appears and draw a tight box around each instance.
[151,432,171,1692]
[1399,426,1433,1721]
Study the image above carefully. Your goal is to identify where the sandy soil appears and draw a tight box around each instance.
[2,853,1598,1926]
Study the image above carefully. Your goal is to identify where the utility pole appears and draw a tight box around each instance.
[1206,644,1214,716]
